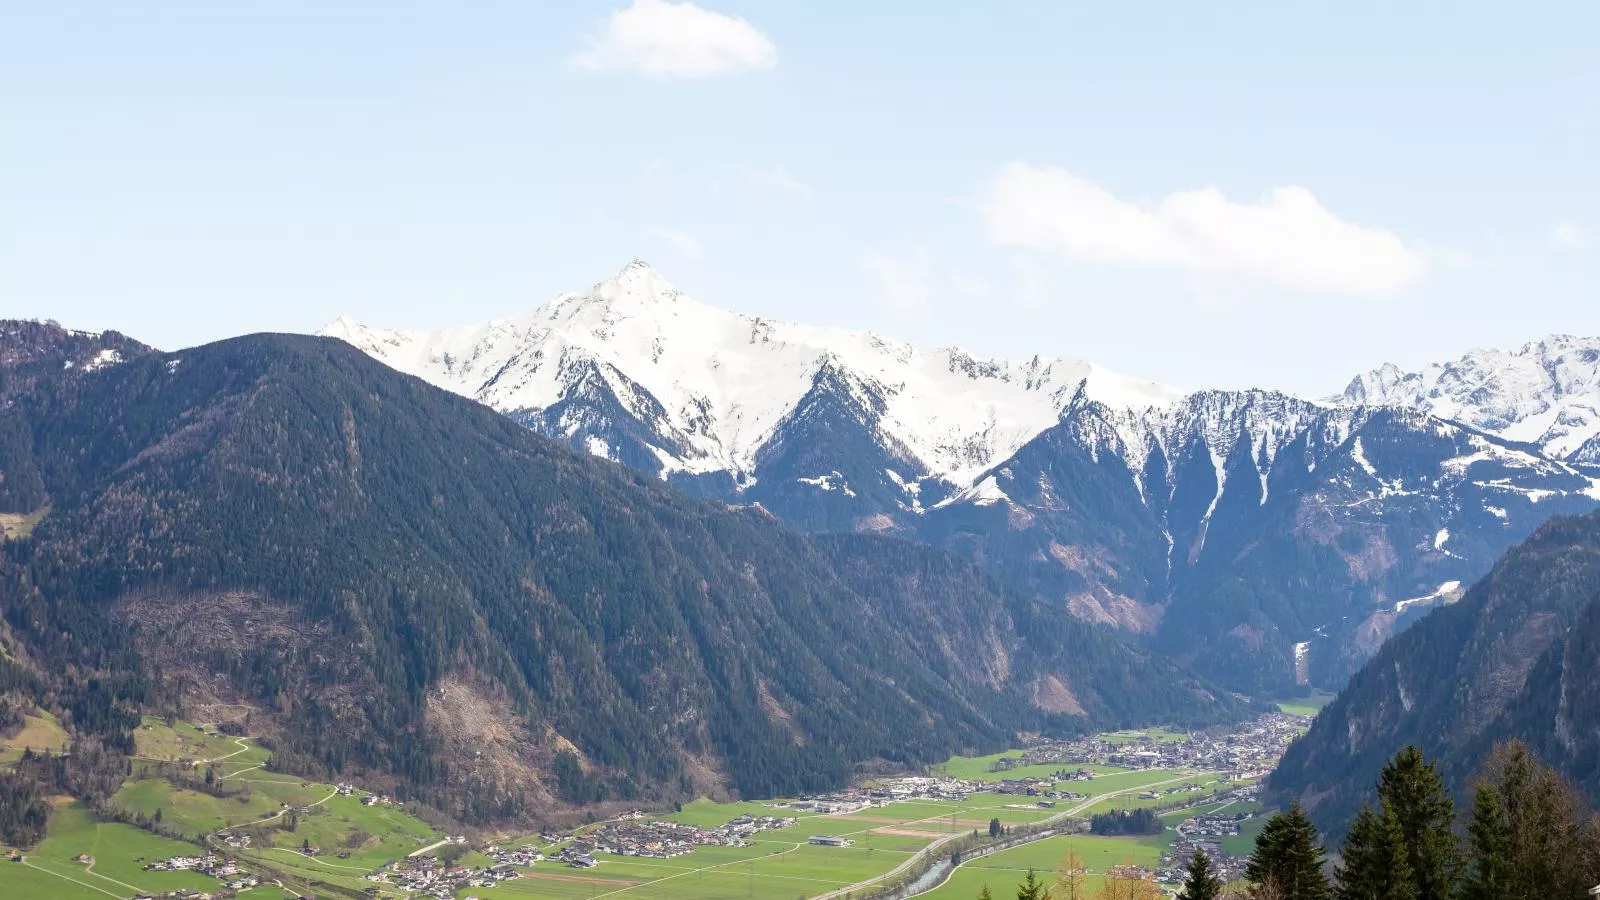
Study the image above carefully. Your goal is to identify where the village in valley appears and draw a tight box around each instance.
[0,702,1324,899]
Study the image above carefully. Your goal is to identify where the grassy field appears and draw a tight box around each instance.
[261,791,443,866]
[5,800,223,899]
[460,760,1216,899]
[1277,692,1336,718]
[0,709,71,762]
[105,726,446,897]
[919,832,1168,900]
[0,506,48,540]
[132,716,246,763]
[112,776,283,834]
[1101,727,1191,744]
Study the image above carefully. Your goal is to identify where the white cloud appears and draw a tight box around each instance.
[865,248,933,314]
[979,163,1425,296]
[648,226,704,259]
[1552,221,1588,251]
[572,0,777,78]
[745,166,810,196]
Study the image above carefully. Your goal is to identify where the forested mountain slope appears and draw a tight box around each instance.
[0,323,1244,822]
[1269,509,1600,831]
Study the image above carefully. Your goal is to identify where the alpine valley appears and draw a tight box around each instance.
[322,262,1600,697]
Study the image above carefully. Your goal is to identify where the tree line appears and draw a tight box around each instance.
[978,739,1600,899]
[1089,807,1161,836]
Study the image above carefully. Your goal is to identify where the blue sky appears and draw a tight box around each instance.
[3,1,1596,394]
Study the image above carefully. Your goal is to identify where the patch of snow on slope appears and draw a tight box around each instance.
[1433,528,1462,559]
[936,473,1010,509]
[1194,444,1227,554]
[797,472,856,498]
[83,348,123,371]
[1351,437,1378,478]
[1395,581,1464,615]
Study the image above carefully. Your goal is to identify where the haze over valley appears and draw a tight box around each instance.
[4,2,1600,898]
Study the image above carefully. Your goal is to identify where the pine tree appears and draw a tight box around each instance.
[1178,849,1223,900]
[1016,868,1048,900]
[1335,802,1415,900]
[1458,782,1510,900]
[978,888,994,900]
[990,817,1003,838]
[1375,746,1458,900]
[1245,803,1331,900]
[1478,740,1589,899]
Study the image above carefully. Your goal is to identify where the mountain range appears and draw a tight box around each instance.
[0,320,1245,822]
[321,262,1600,695]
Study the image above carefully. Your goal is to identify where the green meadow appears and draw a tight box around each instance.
[0,709,71,763]
[10,801,221,899]
[1277,692,1336,718]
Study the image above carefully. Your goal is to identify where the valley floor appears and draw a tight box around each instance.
[0,702,1321,899]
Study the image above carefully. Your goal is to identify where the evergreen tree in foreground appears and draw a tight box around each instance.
[1375,746,1458,900]
[1335,802,1415,900]
[1016,868,1048,900]
[1245,803,1331,900]
[1178,848,1223,900]
[1477,740,1592,899]
[977,887,994,900]
[1457,782,1509,900]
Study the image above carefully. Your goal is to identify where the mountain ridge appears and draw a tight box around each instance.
[319,264,1600,696]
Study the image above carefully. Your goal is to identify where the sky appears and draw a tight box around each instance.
[2,1,1597,396]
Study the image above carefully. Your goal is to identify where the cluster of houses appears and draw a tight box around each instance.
[864,775,981,802]
[990,776,1089,800]
[483,843,543,867]
[784,796,872,814]
[214,830,251,850]
[552,814,793,863]
[782,777,982,812]
[1180,810,1247,838]
[365,855,517,898]
[141,853,243,879]
[1002,712,1305,780]
[1157,836,1249,886]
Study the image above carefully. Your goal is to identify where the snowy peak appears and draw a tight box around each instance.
[319,263,1184,490]
[1339,335,1600,463]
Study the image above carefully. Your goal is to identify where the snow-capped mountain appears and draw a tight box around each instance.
[321,261,1179,496]
[1338,335,1600,464]
[321,262,1600,695]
